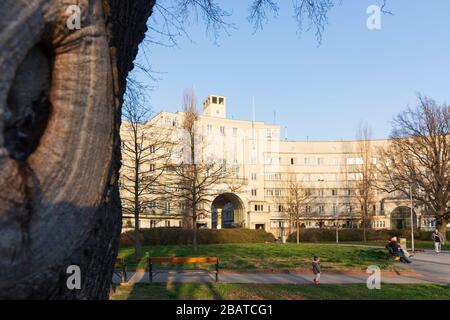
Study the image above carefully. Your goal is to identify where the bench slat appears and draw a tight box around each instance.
[149,257,218,263]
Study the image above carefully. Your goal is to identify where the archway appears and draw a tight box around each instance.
[390,206,417,229]
[211,193,245,229]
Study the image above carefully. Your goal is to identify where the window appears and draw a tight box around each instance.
[317,158,323,165]
[149,145,155,153]
[251,173,257,181]
[212,96,218,104]
[290,158,295,165]
[251,156,257,165]
[332,189,337,196]
[207,124,213,135]
[232,160,239,177]
[318,189,324,197]
[233,128,238,136]
[319,205,325,213]
[149,164,156,172]
[304,158,310,165]
[219,97,224,104]
[220,126,225,135]
[149,201,157,209]
[165,220,171,227]
[254,204,264,211]
[266,173,281,181]
[164,202,171,214]
[251,189,257,196]
[306,205,311,213]
[332,204,338,216]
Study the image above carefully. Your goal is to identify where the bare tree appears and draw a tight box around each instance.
[159,89,242,251]
[283,174,314,244]
[354,123,378,242]
[377,96,449,240]
[120,80,174,260]
[152,0,391,45]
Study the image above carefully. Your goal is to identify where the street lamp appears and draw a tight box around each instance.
[409,184,415,253]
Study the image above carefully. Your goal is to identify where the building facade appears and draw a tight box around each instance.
[120,94,438,236]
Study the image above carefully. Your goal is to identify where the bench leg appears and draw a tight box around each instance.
[149,263,153,283]
[123,265,127,283]
[215,262,219,282]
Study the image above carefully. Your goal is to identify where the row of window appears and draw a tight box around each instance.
[249,188,377,198]
[373,221,386,228]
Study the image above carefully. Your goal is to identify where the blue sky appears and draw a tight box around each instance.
[134,0,450,140]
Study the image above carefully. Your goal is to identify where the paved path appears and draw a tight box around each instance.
[113,251,450,285]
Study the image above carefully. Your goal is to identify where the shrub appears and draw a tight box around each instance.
[120,228,276,247]
[286,228,450,243]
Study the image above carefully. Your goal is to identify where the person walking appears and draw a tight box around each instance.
[432,229,444,254]
[312,256,321,285]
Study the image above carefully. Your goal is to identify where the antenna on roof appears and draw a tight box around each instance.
[273,110,277,125]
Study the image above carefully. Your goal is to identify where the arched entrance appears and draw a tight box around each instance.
[211,193,245,229]
[390,206,417,229]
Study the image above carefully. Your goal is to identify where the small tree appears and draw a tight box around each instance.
[284,174,314,244]
[377,96,449,240]
[120,82,174,260]
[354,123,378,242]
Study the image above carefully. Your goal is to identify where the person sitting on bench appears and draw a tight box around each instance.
[386,237,412,264]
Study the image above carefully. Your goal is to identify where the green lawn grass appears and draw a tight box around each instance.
[110,283,450,300]
[118,243,391,271]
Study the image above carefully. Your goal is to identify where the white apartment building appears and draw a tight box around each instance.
[120,94,438,237]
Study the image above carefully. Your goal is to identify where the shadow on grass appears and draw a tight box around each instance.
[125,282,224,300]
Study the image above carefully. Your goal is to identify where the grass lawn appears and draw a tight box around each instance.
[110,283,450,300]
[118,243,391,271]
[335,241,450,251]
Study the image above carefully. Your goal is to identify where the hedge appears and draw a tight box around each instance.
[287,228,450,243]
[120,228,276,247]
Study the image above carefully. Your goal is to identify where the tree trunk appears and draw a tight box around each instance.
[0,0,155,299]
[438,211,448,242]
[134,206,142,261]
[134,153,141,260]
[296,218,300,245]
[362,208,367,242]
[192,216,198,252]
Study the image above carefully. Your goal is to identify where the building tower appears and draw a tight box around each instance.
[203,94,226,118]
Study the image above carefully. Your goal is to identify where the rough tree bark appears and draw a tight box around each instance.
[0,0,154,299]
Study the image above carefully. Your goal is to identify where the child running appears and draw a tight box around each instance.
[312,256,321,285]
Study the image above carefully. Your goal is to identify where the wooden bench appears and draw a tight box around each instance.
[148,257,219,283]
[114,257,127,283]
